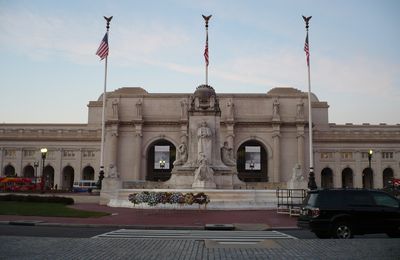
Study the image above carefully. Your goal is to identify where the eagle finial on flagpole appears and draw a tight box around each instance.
[104,16,113,30]
[202,15,212,27]
[302,15,312,30]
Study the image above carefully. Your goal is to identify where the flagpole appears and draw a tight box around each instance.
[303,15,317,190]
[202,15,211,86]
[98,16,112,188]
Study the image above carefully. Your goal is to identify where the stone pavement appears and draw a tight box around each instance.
[0,203,297,230]
[1,236,399,259]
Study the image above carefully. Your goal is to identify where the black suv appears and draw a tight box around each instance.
[297,189,400,238]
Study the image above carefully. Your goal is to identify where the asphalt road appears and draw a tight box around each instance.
[0,225,389,239]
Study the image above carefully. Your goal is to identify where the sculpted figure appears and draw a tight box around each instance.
[193,152,214,182]
[112,99,119,118]
[227,99,234,119]
[297,101,304,118]
[197,121,212,163]
[173,142,188,166]
[136,98,142,117]
[221,141,236,166]
[273,99,280,117]
[180,99,188,119]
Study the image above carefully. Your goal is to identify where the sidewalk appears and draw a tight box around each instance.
[0,202,298,230]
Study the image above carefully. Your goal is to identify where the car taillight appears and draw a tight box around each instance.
[310,207,320,218]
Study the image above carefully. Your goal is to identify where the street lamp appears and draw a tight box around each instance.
[368,149,373,169]
[40,148,48,192]
[159,160,166,170]
[33,161,39,190]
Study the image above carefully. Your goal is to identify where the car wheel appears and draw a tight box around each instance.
[314,231,331,239]
[332,221,353,239]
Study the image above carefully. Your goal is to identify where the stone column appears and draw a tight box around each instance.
[333,151,341,188]
[133,123,143,180]
[354,151,363,188]
[374,151,383,188]
[16,149,22,176]
[272,125,280,183]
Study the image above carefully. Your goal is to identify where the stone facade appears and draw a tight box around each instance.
[0,86,399,191]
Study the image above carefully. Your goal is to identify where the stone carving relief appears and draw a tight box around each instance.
[136,98,142,117]
[180,99,188,119]
[221,141,236,166]
[297,100,304,119]
[227,99,234,119]
[173,141,188,166]
[112,99,119,118]
[273,98,280,118]
[197,121,212,163]
[193,152,214,182]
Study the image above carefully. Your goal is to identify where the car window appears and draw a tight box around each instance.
[372,192,399,208]
[305,193,318,207]
[346,191,375,206]
[318,191,345,208]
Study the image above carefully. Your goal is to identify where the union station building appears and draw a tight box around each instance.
[0,86,399,191]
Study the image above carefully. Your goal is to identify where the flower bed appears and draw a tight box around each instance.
[128,191,210,206]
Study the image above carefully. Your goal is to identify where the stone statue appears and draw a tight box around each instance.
[173,141,188,166]
[194,96,200,110]
[297,100,304,118]
[287,163,307,189]
[108,163,118,178]
[221,141,236,166]
[180,99,188,119]
[209,95,215,109]
[273,99,280,117]
[136,98,142,117]
[112,99,119,118]
[227,99,234,119]
[193,152,214,182]
[197,121,212,163]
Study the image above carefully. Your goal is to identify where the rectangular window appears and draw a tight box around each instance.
[154,146,170,170]
[245,146,261,170]
[382,152,393,159]
[5,150,16,157]
[341,152,353,160]
[320,152,333,159]
[23,150,35,157]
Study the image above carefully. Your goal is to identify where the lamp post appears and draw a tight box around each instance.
[40,148,48,192]
[33,161,39,190]
[368,149,373,169]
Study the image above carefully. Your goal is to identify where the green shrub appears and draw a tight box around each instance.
[0,194,74,205]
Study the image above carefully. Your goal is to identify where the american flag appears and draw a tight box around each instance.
[204,33,209,66]
[96,33,109,60]
[304,32,310,67]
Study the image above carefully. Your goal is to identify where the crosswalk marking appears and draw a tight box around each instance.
[93,229,297,241]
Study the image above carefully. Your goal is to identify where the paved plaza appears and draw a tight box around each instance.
[1,236,399,259]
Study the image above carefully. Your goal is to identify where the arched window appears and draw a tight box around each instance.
[236,140,268,182]
[4,164,15,177]
[83,166,95,180]
[362,168,373,189]
[383,168,394,188]
[342,167,353,188]
[146,139,176,182]
[321,168,333,188]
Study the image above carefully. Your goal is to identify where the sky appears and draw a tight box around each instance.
[0,0,399,125]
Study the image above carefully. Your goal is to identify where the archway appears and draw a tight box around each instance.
[321,168,333,188]
[82,166,95,180]
[236,140,268,182]
[146,139,176,181]
[4,165,15,177]
[23,165,35,178]
[341,167,353,188]
[62,166,74,191]
[43,165,55,190]
[362,168,373,189]
[383,168,394,188]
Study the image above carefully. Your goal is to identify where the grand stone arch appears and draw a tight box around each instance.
[362,168,373,189]
[383,167,394,187]
[236,139,269,182]
[43,165,55,190]
[23,165,35,178]
[4,164,15,177]
[145,139,176,182]
[321,167,333,188]
[341,167,353,188]
[82,165,95,180]
[62,165,75,191]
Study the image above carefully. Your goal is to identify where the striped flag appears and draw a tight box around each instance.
[96,33,109,60]
[204,33,209,66]
[304,32,310,67]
